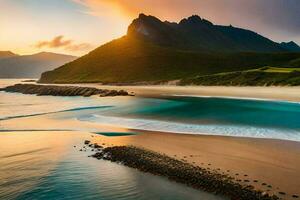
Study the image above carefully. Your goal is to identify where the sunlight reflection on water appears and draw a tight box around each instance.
[0,132,224,200]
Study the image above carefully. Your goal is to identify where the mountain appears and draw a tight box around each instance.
[0,51,18,59]
[39,14,300,84]
[280,41,300,52]
[127,14,287,53]
[0,52,77,78]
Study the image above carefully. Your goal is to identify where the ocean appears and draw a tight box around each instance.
[1,79,300,199]
[0,79,224,200]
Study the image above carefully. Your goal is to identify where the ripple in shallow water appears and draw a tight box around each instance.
[0,132,225,200]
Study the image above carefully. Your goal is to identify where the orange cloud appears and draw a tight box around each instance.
[71,0,221,21]
[35,35,93,51]
[35,35,72,48]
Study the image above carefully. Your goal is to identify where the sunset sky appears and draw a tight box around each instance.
[1,0,300,56]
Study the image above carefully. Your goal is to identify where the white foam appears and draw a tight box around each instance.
[170,94,300,104]
[78,114,300,142]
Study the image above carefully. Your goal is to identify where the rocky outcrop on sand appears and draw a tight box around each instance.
[92,145,281,200]
[0,84,132,97]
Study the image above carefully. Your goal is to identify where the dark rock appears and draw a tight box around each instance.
[90,146,280,200]
[94,143,103,149]
[1,84,132,98]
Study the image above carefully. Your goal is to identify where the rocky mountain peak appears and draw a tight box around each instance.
[280,41,300,52]
[179,15,213,26]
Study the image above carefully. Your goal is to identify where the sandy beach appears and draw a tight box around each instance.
[89,130,300,199]
[2,81,300,199]
[38,82,300,102]
[3,111,300,199]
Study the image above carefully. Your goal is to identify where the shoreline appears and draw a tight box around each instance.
[3,79,300,102]
[2,79,300,199]
[2,112,300,199]
[86,130,300,200]
[36,82,300,102]
[90,145,280,200]
[96,85,300,103]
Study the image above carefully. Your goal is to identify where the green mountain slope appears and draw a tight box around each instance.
[180,67,300,86]
[39,14,300,84]
[39,36,300,84]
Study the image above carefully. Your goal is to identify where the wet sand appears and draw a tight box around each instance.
[89,130,300,199]
[2,112,300,199]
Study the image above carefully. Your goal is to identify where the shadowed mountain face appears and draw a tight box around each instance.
[127,14,297,53]
[39,14,300,84]
[280,41,300,52]
[0,52,76,78]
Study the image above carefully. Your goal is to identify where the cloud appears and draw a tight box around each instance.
[35,35,72,48]
[35,35,93,51]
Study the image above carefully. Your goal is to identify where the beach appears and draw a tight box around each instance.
[1,80,300,199]
[71,84,300,102]
[2,109,300,199]
[89,130,300,199]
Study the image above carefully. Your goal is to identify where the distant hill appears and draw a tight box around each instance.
[280,41,300,52]
[39,14,300,84]
[0,52,76,78]
[0,51,18,59]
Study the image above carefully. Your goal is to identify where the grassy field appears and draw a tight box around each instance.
[258,66,300,73]
[180,67,300,86]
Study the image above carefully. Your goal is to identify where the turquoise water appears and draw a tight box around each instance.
[1,79,300,200]
[77,96,300,141]
[0,80,225,200]
[2,80,300,141]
